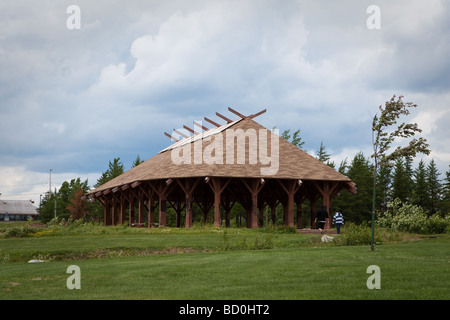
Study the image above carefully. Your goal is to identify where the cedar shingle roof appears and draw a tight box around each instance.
[89,117,352,195]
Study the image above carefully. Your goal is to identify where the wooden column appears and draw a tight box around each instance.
[207,177,231,228]
[129,198,135,226]
[312,181,339,229]
[104,203,111,226]
[138,183,156,228]
[120,198,126,225]
[176,178,200,228]
[242,178,265,228]
[111,202,117,226]
[99,196,111,226]
[278,180,301,228]
[159,199,167,227]
[138,195,145,225]
[149,180,173,228]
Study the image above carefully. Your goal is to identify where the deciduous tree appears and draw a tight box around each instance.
[371,95,430,250]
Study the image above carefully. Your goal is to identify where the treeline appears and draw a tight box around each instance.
[330,152,450,223]
[284,132,450,224]
[38,157,136,223]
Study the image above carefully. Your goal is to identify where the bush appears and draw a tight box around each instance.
[4,225,38,238]
[377,199,449,234]
[334,223,384,246]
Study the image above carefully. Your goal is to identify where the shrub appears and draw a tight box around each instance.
[4,225,38,238]
[377,199,449,234]
[334,223,384,246]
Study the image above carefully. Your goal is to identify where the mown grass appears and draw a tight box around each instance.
[0,222,448,300]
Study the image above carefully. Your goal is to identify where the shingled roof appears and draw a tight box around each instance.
[0,200,38,215]
[89,117,353,195]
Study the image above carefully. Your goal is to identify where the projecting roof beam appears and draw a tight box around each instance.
[174,129,189,138]
[183,125,198,135]
[131,181,141,189]
[216,112,233,123]
[247,109,267,120]
[204,117,221,127]
[228,107,246,119]
[165,132,180,142]
[194,121,209,131]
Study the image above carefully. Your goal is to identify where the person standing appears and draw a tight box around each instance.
[333,209,344,234]
[314,205,328,234]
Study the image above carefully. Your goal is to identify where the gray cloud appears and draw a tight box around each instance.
[1,0,449,204]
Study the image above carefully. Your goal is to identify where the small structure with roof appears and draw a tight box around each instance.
[86,108,356,229]
[0,200,39,221]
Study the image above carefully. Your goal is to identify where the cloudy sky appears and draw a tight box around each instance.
[1,0,449,205]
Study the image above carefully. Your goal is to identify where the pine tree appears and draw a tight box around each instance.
[280,128,305,149]
[392,159,411,203]
[317,141,330,163]
[341,152,373,223]
[132,154,144,168]
[412,160,427,208]
[426,159,441,215]
[375,163,391,211]
[95,157,125,187]
[439,165,450,214]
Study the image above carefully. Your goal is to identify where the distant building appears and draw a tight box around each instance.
[0,200,39,221]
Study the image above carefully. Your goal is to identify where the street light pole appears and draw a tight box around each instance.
[54,187,57,218]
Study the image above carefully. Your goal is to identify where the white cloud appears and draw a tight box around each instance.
[0,166,100,205]
[1,0,450,199]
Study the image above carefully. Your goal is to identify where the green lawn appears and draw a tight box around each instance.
[0,224,449,300]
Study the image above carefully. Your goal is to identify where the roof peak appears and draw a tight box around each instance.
[163,107,266,144]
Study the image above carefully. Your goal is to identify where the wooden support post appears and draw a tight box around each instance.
[277,180,301,228]
[103,198,111,226]
[207,178,231,228]
[159,197,167,227]
[148,198,155,228]
[176,178,201,228]
[241,179,265,228]
[120,198,126,225]
[312,181,339,229]
[129,198,135,226]
[185,194,193,228]
[111,202,117,226]
[149,181,174,228]
[138,195,145,224]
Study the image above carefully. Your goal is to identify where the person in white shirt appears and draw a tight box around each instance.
[332,209,344,234]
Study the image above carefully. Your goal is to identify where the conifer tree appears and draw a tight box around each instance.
[95,157,125,188]
[426,159,441,215]
[440,165,450,214]
[132,154,144,168]
[412,160,427,208]
[392,158,411,203]
[375,162,392,211]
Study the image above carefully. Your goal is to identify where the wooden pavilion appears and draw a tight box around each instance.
[85,108,356,229]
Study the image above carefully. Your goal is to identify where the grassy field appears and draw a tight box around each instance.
[0,222,449,300]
